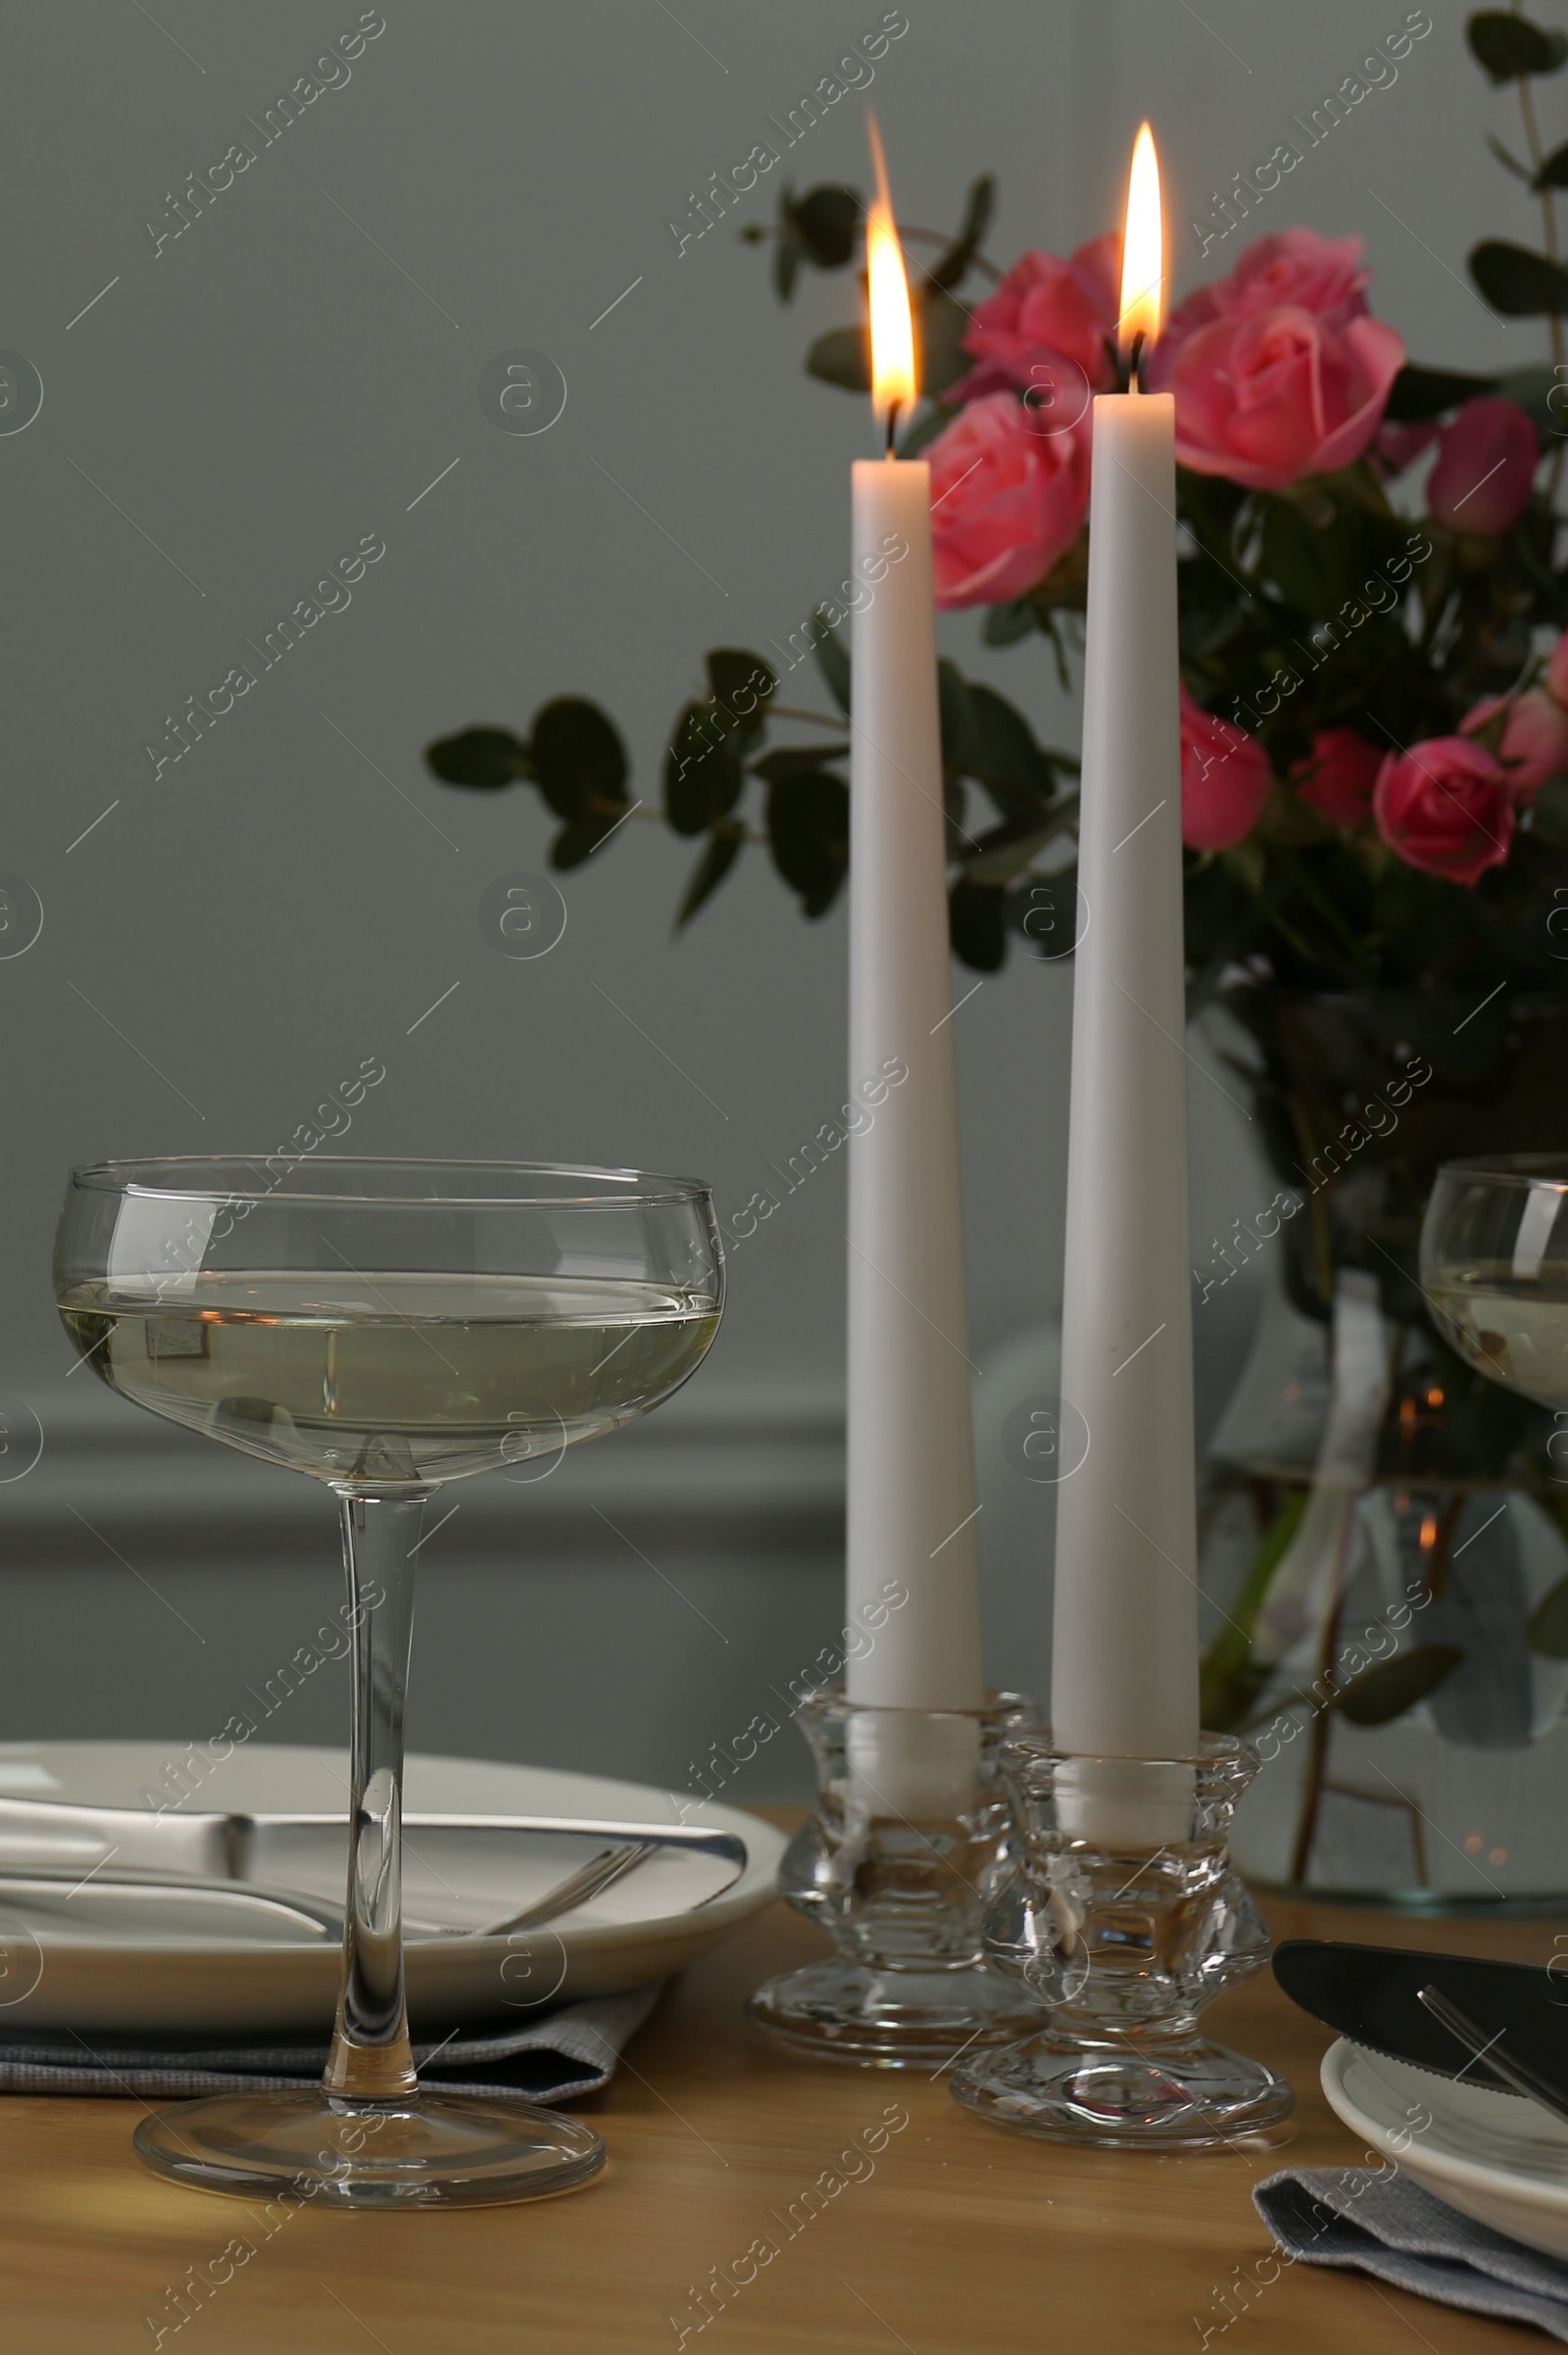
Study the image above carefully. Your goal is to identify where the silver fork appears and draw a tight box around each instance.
[0,1838,660,1941]
[473,1840,658,1938]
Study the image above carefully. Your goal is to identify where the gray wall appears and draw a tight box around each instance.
[0,1,1518,1798]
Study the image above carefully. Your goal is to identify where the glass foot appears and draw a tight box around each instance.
[951,2031,1295,2149]
[748,1959,1043,2069]
[132,2090,606,2208]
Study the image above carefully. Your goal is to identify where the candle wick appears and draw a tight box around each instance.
[884,399,902,459]
[1126,329,1147,394]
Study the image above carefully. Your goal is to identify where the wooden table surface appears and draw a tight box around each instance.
[0,1872,1558,2353]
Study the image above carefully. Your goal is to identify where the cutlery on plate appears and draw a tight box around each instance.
[1273,1938,1568,2110]
[0,1836,675,1941]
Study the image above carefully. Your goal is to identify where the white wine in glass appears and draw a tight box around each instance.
[54,1158,723,2208]
[59,1270,720,1483]
[1422,1156,1568,1411]
[1423,1264,1568,1410]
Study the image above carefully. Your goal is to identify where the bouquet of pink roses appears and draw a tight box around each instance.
[427,16,1568,992]
[425,13,1568,1346]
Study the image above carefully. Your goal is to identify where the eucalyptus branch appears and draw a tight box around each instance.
[1509,0,1567,504]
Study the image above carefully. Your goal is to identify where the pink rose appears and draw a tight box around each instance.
[1180,687,1273,850]
[1461,688,1568,799]
[1214,229,1371,329]
[1291,727,1383,828]
[1373,737,1514,886]
[957,234,1120,399]
[1161,305,1405,490]
[1549,630,1568,707]
[927,392,1090,610]
[1160,229,1372,369]
[1427,397,1538,535]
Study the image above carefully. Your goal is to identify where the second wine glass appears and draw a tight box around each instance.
[1421,1153,1568,1410]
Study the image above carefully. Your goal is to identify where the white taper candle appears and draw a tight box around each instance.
[845,452,984,1717]
[1050,126,1200,1840]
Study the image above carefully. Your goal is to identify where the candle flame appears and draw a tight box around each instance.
[1117,122,1164,362]
[865,114,917,436]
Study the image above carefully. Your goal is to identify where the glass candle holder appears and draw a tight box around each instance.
[951,1732,1294,2147]
[747,1691,1044,2067]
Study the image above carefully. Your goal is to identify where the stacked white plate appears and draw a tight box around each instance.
[0,1742,785,2035]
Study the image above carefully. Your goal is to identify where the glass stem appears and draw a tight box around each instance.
[322,1490,425,2102]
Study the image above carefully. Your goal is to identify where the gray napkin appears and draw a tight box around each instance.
[0,1981,663,2105]
[1254,2166,1568,2341]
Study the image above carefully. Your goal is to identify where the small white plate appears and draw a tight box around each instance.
[1322,2036,1568,2258]
[0,1742,784,2036]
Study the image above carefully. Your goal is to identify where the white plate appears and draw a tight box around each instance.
[1322,2037,1568,2258]
[0,1742,784,2036]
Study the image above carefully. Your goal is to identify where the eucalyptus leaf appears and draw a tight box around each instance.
[961,825,1059,887]
[921,173,996,294]
[423,725,530,789]
[963,813,1077,885]
[919,288,974,398]
[1470,239,1568,317]
[766,771,849,916]
[675,829,743,928]
[806,323,869,392]
[706,649,777,740]
[937,659,975,774]
[530,697,628,822]
[982,598,1040,647]
[791,184,860,269]
[949,876,1007,971]
[664,702,745,836]
[1467,10,1568,83]
[1384,363,1496,421]
[551,811,624,870]
[1333,1644,1465,1726]
[963,682,1056,808]
[1536,138,1568,189]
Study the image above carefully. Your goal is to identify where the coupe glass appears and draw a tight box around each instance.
[1421,1154,1568,1410]
[54,1156,722,2206]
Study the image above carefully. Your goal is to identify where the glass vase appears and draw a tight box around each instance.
[1201,1276,1568,1909]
